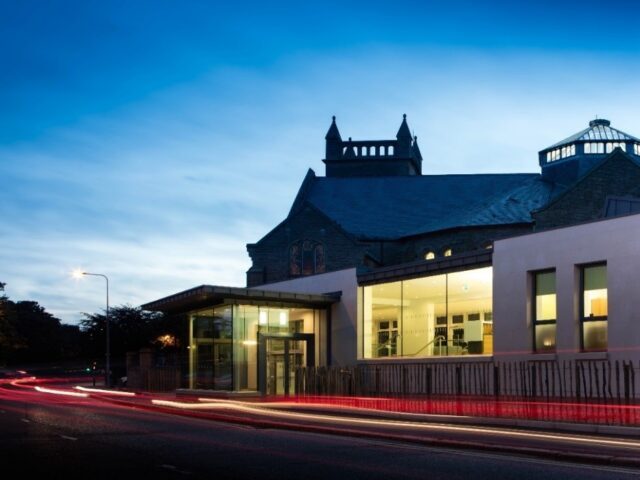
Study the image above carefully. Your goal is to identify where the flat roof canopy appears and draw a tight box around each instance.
[142,285,340,314]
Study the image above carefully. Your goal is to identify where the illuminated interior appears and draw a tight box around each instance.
[189,305,322,392]
[534,271,556,353]
[582,264,607,351]
[361,266,493,358]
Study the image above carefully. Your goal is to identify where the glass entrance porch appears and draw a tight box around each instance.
[188,304,325,394]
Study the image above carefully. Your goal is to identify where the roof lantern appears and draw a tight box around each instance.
[539,119,640,184]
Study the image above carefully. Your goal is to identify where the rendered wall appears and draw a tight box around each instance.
[494,213,640,363]
[255,268,358,367]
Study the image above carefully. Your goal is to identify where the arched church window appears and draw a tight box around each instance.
[289,240,325,276]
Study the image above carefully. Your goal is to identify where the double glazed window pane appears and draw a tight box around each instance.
[535,272,556,322]
[534,271,556,352]
[583,321,607,351]
[583,265,607,318]
[582,264,607,351]
[535,323,556,353]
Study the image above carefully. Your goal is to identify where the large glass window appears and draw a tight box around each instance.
[190,304,321,392]
[233,305,259,391]
[533,270,556,353]
[447,268,493,355]
[190,306,233,390]
[361,267,492,359]
[363,282,402,358]
[582,264,608,351]
[402,275,446,357]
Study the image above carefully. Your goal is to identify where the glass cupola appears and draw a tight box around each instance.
[539,119,640,184]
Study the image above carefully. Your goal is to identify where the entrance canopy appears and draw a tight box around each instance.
[142,285,340,313]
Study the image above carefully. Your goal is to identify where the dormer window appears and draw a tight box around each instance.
[635,144,640,156]
[424,251,435,260]
[443,248,452,257]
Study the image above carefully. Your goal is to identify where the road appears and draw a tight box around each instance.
[0,383,639,479]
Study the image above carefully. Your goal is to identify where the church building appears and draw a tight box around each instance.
[143,116,640,396]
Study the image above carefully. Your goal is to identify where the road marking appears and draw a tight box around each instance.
[60,435,78,441]
[21,418,30,423]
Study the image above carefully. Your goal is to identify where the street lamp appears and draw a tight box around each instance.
[73,270,111,388]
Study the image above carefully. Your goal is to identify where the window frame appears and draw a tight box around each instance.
[579,262,608,352]
[531,268,557,353]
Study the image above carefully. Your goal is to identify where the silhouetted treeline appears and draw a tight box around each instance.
[0,282,183,367]
[0,282,82,364]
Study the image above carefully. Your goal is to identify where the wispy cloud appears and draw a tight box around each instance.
[2,44,640,323]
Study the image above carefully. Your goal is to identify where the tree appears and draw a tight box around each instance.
[79,305,169,360]
[0,282,19,364]
[0,282,81,365]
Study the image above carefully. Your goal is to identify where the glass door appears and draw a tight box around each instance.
[266,338,286,396]
[260,334,314,396]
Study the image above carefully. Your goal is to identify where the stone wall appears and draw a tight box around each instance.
[247,204,372,286]
[534,152,640,230]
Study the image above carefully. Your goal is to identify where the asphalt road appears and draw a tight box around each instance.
[1,393,639,480]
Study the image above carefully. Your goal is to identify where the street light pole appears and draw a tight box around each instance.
[81,272,110,388]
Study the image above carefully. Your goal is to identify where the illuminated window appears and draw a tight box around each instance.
[361,267,493,359]
[533,270,556,353]
[443,248,452,257]
[546,145,576,163]
[363,282,402,358]
[581,264,607,351]
[289,240,325,276]
[585,142,605,154]
[606,142,626,153]
[634,144,640,156]
[424,251,435,260]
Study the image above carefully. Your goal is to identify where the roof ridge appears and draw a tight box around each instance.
[315,172,540,180]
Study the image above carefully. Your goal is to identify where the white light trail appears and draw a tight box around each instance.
[74,386,136,396]
[149,398,640,451]
[35,386,89,398]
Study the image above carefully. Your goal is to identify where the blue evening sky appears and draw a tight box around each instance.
[2,0,640,323]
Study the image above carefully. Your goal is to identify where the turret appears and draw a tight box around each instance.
[322,115,423,177]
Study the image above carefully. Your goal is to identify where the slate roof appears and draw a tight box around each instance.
[302,173,554,240]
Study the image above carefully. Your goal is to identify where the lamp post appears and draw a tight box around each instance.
[74,271,110,387]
